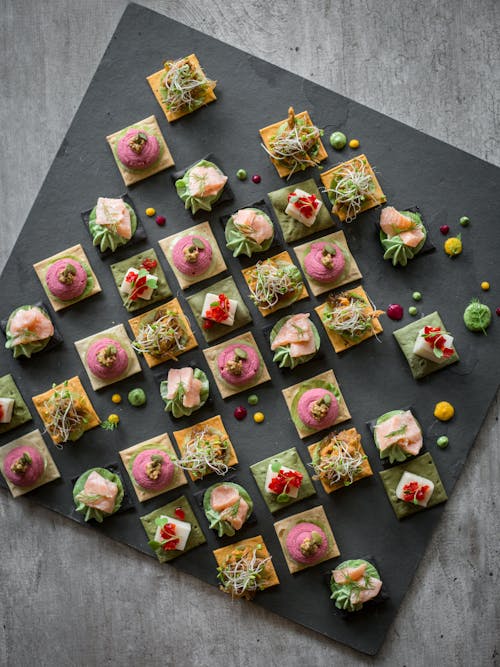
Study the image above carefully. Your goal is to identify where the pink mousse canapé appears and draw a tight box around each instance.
[86,338,129,380]
[217,344,260,386]
[131,449,174,491]
[172,235,213,276]
[117,129,160,170]
[45,259,88,300]
[3,446,45,487]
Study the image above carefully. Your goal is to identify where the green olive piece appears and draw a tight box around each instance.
[329,131,347,150]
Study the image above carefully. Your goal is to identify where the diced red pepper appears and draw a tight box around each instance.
[268,469,303,495]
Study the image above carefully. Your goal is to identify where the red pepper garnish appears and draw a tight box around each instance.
[402,481,429,503]
[423,326,454,358]
[125,269,138,283]
[174,507,185,520]
[268,469,303,495]
[141,257,158,271]
[203,293,231,327]
[287,192,319,219]
[159,522,180,550]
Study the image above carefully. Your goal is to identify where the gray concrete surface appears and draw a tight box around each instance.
[1,1,499,665]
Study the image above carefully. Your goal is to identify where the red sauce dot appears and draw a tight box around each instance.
[251,174,261,184]
[234,406,247,420]
[439,225,450,235]
[496,308,500,316]
[156,215,166,226]
[174,507,185,520]
[387,303,404,321]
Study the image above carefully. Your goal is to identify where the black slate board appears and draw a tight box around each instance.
[0,3,499,655]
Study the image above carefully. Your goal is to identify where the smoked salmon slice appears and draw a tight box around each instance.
[81,471,118,514]
[233,209,272,245]
[271,313,316,357]
[352,578,382,604]
[380,206,425,247]
[210,484,240,512]
[375,410,423,456]
[95,197,132,239]
[9,307,54,346]
[332,562,367,584]
[166,367,201,408]
[225,497,249,530]
[188,166,228,197]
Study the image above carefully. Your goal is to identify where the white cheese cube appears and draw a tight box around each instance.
[154,515,192,551]
[120,268,158,300]
[264,463,300,498]
[412,327,454,364]
[285,188,322,227]
[0,397,15,423]
[395,471,434,507]
[201,292,238,327]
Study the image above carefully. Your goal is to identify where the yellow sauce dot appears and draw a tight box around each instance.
[349,139,360,149]
[108,413,120,425]
[253,412,265,423]
[433,401,455,422]
[145,207,156,217]
[444,236,462,257]
[111,393,122,404]
[481,281,490,291]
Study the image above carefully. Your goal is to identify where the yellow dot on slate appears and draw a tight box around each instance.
[145,207,156,217]
[481,281,490,291]
[349,139,360,149]
[253,412,265,423]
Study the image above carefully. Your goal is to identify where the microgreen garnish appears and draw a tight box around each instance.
[217,545,272,599]
[310,434,366,486]
[42,382,89,447]
[132,311,188,359]
[161,59,210,113]
[174,427,230,478]
[261,107,323,179]
[324,292,380,342]
[248,260,303,309]
[323,157,375,222]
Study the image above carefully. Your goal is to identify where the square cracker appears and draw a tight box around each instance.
[379,452,448,519]
[0,373,32,435]
[315,285,384,353]
[307,427,373,494]
[249,446,316,513]
[109,248,172,313]
[320,154,386,221]
[140,494,206,563]
[119,432,187,502]
[293,230,362,296]
[158,221,227,290]
[186,275,252,343]
[282,369,351,439]
[241,250,308,317]
[213,535,280,590]
[173,415,238,481]
[127,298,198,368]
[203,331,271,399]
[74,324,142,391]
[146,54,216,123]
[393,311,459,380]
[259,111,328,179]
[0,429,60,498]
[106,115,174,186]
[32,376,100,445]
[267,178,334,243]
[33,243,102,311]
[274,505,340,574]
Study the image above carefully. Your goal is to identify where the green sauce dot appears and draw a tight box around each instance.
[412,291,422,301]
[236,169,247,180]
[408,306,418,316]
[329,131,347,150]
[248,394,259,406]
[437,436,449,448]
[459,216,470,227]
[128,388,147,407]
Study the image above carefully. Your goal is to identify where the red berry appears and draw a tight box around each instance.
[496,308,500,317]
[156,215,166,226]
[387,303,404,321]
[251,174,261,184]
[174,507,185,520]
[234,406,247,420]
[440,225,450,235]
